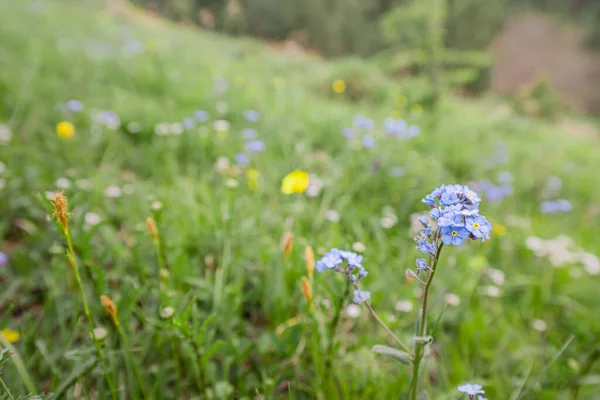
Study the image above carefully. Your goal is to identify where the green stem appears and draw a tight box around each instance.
[64,228,118,400]
[189,336,210,399]
[0,377,15,400]
[410,242,444,400]
[362,299,413,356]
[114,320,148,399]
[324,281,351,375]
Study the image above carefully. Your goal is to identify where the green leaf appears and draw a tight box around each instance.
[413,336,433,344]
[371,345,412,365]
[51,357,98,399]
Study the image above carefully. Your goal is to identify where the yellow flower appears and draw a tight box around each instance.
[246,168,260,190]
[396,95,408,108]
[281,170,309,195]
[1,328,20,343]
[411,104,424,116]
[332,79,346,94]
[493,223,507,236]
[56,121,75,139]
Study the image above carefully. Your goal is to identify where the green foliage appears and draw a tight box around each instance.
[1,1,600,399]
[511,75,564,120]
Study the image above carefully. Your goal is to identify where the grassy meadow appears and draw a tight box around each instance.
[1,0,600,399]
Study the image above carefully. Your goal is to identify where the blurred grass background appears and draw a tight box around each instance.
[1,0,600,399]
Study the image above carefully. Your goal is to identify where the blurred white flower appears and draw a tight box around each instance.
[486,268,505,286]
[444,293,460,306]
[352,242,366,253]
[481,285,502,298]
[324,210,340,223]
[127,122,141,133]
[75,179,93,190]
[56,177,71,189]
[169,122,183,135]
[213,119,230,132]
[532,319,547,332]
[0,124,12,145]
[160,306,175,319]
[580,252,600,275]
[380,216,397,229]
[151,201,163,211]
[225,178,238,188]
[305,175,324,198]
[345,304,361,318]
[92,327,107,341]
[214,156,230,173]
[394,300,413,312]
[154,122,169,136]
[104,186,122,198]
[84,212,101,226]
[321,299,331,309]
[45,191,57,200]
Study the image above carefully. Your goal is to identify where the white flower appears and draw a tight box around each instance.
[160,306,175,319]
[345,304,361,318]
[324,210,340,223]
[458,383,485,397]
[56,177,71,189]
[127,122,141,133]
[104,186,122,198]
[444,293,460,306]
[214,156,230,172]
[394,300,413,312]
[0,124,12,145]
[169,122,183,135]
[213,119,230,132]
[532,319,547,332]
[380,216,397,229]
[92,327,107,341]
[75,179,93,190]
[84,212,101,226]
[225,178,238,188]
[481,285,502,298]
[580,252,600,275]
[352,242,366,253]
[486,268,505,286]
[45,191,57,200]
[154,122,169,136]
[151,201,163,211]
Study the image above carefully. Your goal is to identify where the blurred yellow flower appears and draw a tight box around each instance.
[281,170,309,195]
[332,79,346,94]
[411,104,424,116]
[1,328,20,343]
[56,121,75,139]
[246,168,260,190]
[493,223,507,236]
[396,95,408,108]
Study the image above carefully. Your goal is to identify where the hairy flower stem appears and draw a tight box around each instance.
[0,377,15,400]
[63,228,117,400]
[410,242,444,400]
[362,300,413,356]
[325,281,351,377]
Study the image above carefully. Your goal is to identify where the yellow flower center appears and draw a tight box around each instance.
[451,231,457,237]
[473,223,480,229]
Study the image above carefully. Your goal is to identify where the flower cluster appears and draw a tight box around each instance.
[419,184,491,249]
[540,199,572,214]
[316,249,370,304]
[457,383,485,400]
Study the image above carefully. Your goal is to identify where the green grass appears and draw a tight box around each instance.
[1,0,600,399]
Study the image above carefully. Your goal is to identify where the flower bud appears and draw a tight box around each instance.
[304,246,315,277]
